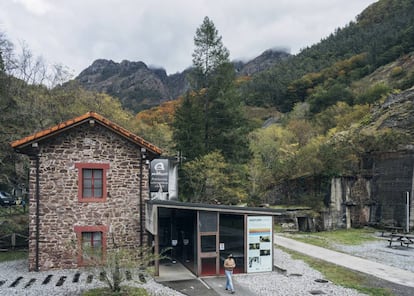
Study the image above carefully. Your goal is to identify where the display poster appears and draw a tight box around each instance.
[247,216,273,273]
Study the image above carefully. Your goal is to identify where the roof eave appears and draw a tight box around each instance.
[10,112,162,157]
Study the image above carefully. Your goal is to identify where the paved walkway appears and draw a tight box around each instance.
[157,262,255,295]
[274,235,414,288]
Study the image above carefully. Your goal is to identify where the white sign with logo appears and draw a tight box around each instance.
[150,159,169,193]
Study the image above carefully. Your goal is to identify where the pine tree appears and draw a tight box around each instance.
[173,17,251,203]
[191,16,230,89]
[174,16,250,163]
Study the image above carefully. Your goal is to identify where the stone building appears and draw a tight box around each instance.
[11,112,161,271]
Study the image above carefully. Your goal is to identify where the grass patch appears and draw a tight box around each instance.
[82,286,150,296]
[280,246,394,296]
[0,206,28,216]
[0,250,28,262]
[283,228,380,250]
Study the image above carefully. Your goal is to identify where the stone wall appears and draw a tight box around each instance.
[324,176,372,230]
[371,151,414,228]
[325,151,414,230]
[28,123,149,271]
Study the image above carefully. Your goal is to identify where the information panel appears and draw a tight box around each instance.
[247,216,273,273]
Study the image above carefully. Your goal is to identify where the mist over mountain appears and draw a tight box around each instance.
[75,49,291,113]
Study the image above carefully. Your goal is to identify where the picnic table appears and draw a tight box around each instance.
[381,226,404,236]
[387,233,414,247]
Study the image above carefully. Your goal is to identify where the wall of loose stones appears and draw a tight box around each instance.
[28,123,149,271]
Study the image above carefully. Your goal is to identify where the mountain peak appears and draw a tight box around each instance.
[75,48,289,113]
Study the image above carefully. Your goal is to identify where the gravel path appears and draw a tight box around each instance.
[235,247,366,296]
[0,259,183,296]
[334,237,414,273]
[1,234,412,296]
[0,248,367,296]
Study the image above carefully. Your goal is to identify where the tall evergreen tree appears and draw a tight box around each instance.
[173,17,251,203]
[174,16,250,163]
[173,91,206,160]
[191,16,230,89]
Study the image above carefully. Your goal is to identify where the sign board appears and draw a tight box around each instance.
[150,158,178,200]
[247,216,273,273]
[150,159,169,193]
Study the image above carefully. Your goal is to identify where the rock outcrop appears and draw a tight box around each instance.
[75,49,291,113]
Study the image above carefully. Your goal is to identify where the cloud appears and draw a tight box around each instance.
[0,0,377,76]
[12,0,52,15]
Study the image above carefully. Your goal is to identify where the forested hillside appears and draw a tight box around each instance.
[1,0,414,209]
[242,0,414,112]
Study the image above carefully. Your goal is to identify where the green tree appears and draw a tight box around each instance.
[181,151,246,204]
[355,83,391,105]
[174,17,251,202]
[173,91,206,160]
[174,17,250,163]
[191,16,230,89]
[307,83,354,114]
[0,33,20,190]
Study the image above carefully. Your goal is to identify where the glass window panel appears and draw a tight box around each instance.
[201,235,216,252]
[94,179,102,187]
[219,214,245,272]
[83,179,92,188]
[93,232,102,246]
[82,168,104,198]
[94,188,102,197]
[93,170,102,178]
[82,232,92,247]
[199,211,217,232]
[83,188,92,197]
[82,232,102,260]
[82,232,91,239]
[83,169,92,178]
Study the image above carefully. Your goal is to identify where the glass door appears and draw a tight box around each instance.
[219,214,245,274]
[197,211,219,275]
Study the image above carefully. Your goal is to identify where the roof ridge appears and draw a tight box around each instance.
[11,112,162,155]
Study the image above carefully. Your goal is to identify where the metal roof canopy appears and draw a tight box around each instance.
[145,199,284,235]
[148,199,284,215]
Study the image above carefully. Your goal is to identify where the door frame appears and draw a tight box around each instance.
[197,211,219,275]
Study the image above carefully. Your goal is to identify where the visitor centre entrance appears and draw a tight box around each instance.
[146,200,282,277]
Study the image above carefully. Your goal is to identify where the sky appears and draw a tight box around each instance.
[0,0,378,77]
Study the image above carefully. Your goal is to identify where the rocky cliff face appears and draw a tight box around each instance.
[75,49,290,113]
[325,88,414,230]
[76,59,189,112]
[234,49,290,76]
[364,86,414,143]
[375,87,414,135]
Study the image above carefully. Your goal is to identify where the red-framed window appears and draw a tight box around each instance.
[75,163,109,202]
[74,225,108,266]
